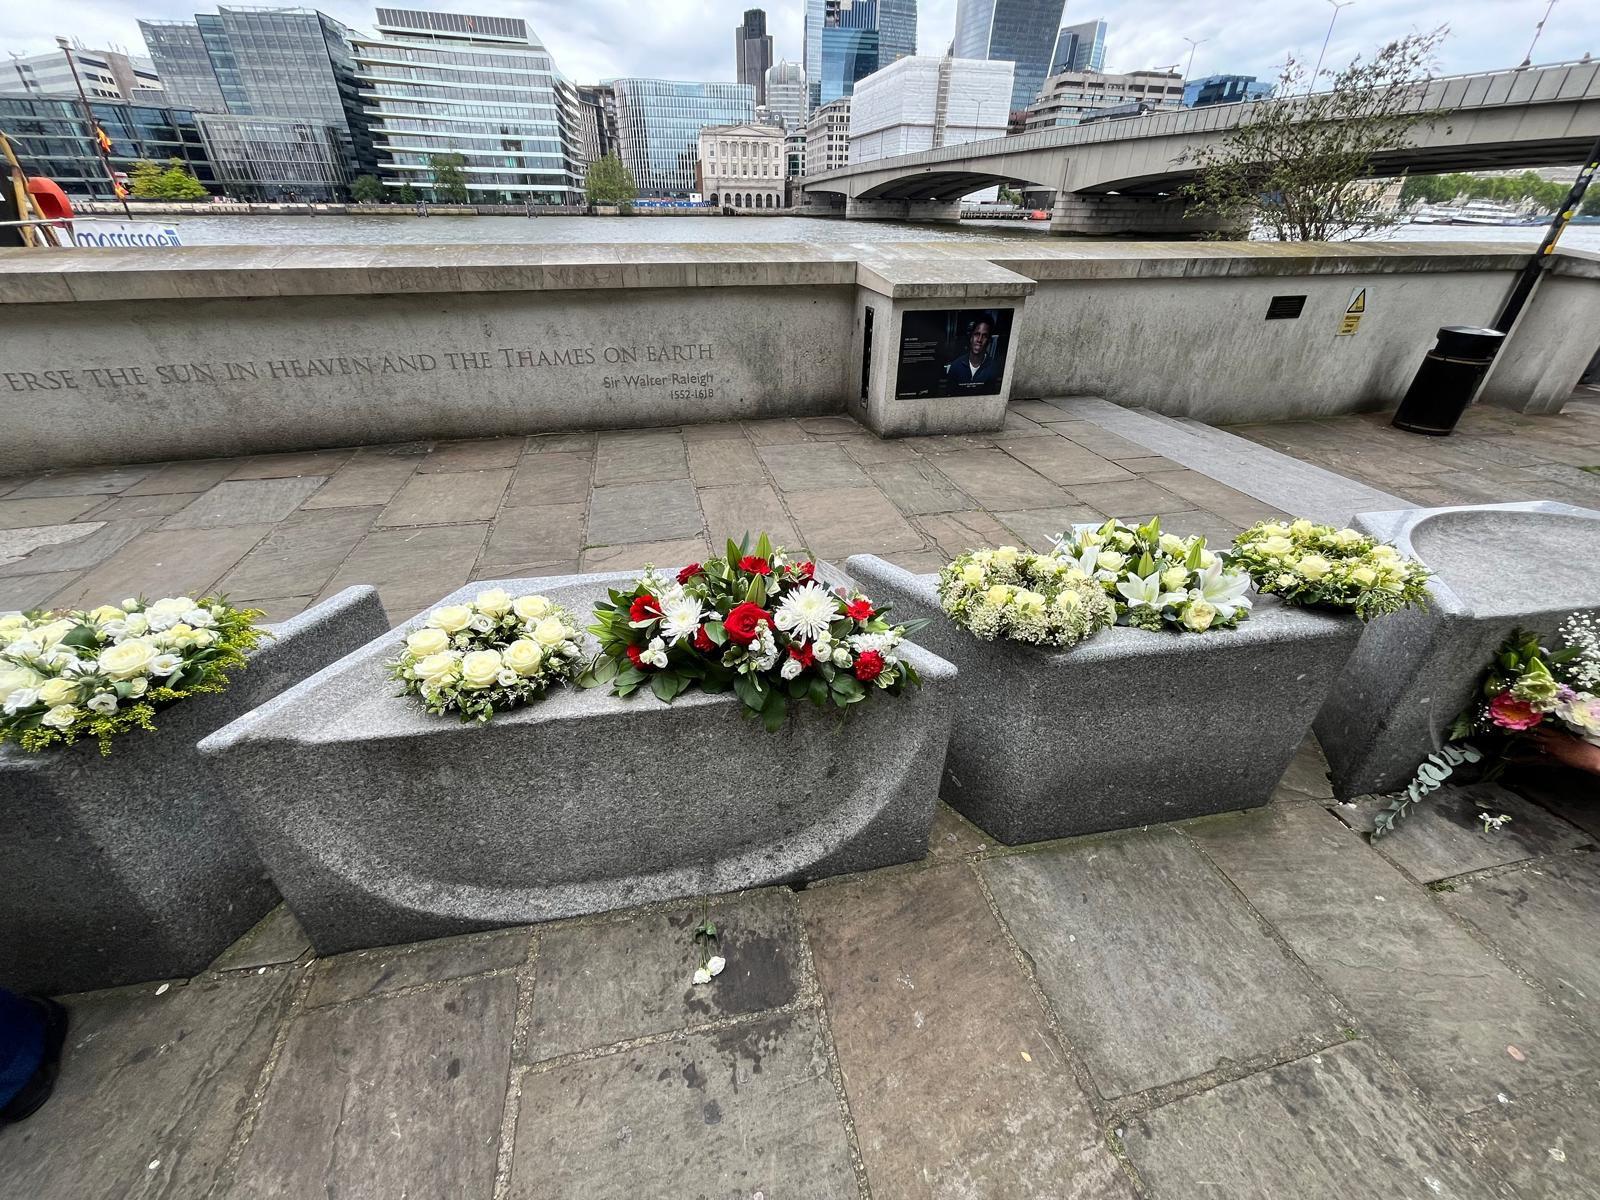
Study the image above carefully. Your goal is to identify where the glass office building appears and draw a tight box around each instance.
[610,79,754,196]
[951,0,1067,113]
[0,95,216,198]
[818,28,881,107]
[804,0,894,114]
[196,113,351,199]
[139,21,229,112]
[877,0,918,66]
[354,9,583,203]
[1050,18,1106,75]
[1184,74,1273,107]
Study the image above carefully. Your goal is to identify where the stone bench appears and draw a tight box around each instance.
[197,569,959,956]
[846,555,1363,844]
[1316,501,1600,798]
[1,586,388,994]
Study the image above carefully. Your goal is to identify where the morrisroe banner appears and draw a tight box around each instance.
[894,308,1014,400]
[66,221,184,249]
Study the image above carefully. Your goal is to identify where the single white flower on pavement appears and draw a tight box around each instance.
[1195,560,1253,619]
[707,955,726,977]
[660,595,706,643]
[1116,572,1183,611]
[774,582,837,643]
[692,966,712,985]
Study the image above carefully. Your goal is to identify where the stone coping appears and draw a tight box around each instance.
[0,239,1577,304]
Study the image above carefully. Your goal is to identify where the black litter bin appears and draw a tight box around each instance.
[1391,326,1506,436]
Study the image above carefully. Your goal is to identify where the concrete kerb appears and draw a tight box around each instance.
[198,568,959,955]
[846,554,1364,844]
[0,585,389,994]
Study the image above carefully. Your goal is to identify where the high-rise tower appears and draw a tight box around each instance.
[735,10,775,105]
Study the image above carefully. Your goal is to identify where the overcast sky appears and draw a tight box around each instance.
[2,0,1592,89]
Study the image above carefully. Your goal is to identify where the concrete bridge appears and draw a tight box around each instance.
[800,60,1600,235]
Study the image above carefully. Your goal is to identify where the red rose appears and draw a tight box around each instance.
[724,601,773,645]
[738,555,771,576]
[692,626,715,652]
[791,560,816,580]
[846,598,875,621]
[625,644,648,669]
[628,594,660,623]
[677,562,702,584]
[789,642,815,668]
[854,649,886,683]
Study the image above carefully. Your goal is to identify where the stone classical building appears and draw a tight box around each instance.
[1023,68,1185,130]
[803,96,851,176]
[698,121,786,209]
[848,56,1012,163]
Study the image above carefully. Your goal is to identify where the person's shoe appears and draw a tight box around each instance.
[0,997,69,1124]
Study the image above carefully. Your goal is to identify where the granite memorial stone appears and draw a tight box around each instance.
[1315,501,1600,798]
[846,554,1363,844]
[198,569,959,955]
[0,586,388,994]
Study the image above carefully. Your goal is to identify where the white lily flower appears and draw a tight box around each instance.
[1195,560,1253,618]
[1116,572,1184,611]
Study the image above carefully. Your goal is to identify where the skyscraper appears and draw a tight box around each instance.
[354,9,584,203]
[764,60,806,132]
[950,0,1067,113]
[805,0,881,111]
[735,10,774,105]
[609,79,754,196]
[877,0,918,66]
[1050,17,1106,74]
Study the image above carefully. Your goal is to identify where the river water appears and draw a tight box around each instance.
[153,212,1600,251]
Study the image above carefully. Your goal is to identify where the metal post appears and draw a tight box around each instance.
[56,37,131,217]
[1492,132,1600,334]
[1182,37,1209,95]
[1312,1,1354,92]
[1520,0,1558,68]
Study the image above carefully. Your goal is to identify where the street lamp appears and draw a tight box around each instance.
[56,36,131,216]
[1182,37,1210,89]
[1520,0,1558,68]
[1312,0,1354,93]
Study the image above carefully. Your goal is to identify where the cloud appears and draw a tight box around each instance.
[2,0,1592,90]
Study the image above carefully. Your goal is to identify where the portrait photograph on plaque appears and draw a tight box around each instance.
[893,308,1014,400]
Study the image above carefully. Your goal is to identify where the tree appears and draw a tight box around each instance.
[1581,188,1600,218]
[997,185,1023,206]
[127,159,165,199]
[584,152,638,207]
[397,180,418,205]
[129,157,209,200]
[351,174,384,203]
[429,152,469,203]
[1180,28,1449,241]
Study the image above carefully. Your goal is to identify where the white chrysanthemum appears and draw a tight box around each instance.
[660,595,705,643]
[774,583,837,643]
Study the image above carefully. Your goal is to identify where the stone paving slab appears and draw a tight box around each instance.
[871,458,976,515]
[929,449,1073,510]
[480,501,585,570]
[787,485,922,557]
[686,437,766,486]
[1509,769,1600,840]
[522,892,806,1064]
[210,904,313,972]
[415,436,525,473]
[1439,853,1600,1027]
[0,973,292,1200]
[0,568,84,610]
[160,477,326,529]
[0,516,158,578]
[224,448,352,480]
[216,505,379,600]
[0,522,101,567]
[801,865,1133,1199]
[580,536,710,572]
[298,453,419,509]
[376,467,512,527]
[1121,1041,1504,1200]
[45,524,276,609]
[82,491,205,521]
[7,464,156,498]
[698,482,799,547]
[593,430,687,485]
[586,478,702,545]
[1187,804,1600,1114]
[306,927,530,1009]
[0,494,106,527]
[503,451,593,509]
[758,441,872,491]
[983,829,1341,1099]
[122,458,243,497]
[511,1012,859,1200]
[1336,782,1592,883]
[232,974,517,1200]
[1459,1077,1600,1200]
[992,504,1101,551]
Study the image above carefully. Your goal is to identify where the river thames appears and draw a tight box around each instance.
[150,212,1600,251]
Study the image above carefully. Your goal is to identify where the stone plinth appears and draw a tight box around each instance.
[1316,501,1600,798]
[0,586,388,994]
[198,569,959,955]
[847,555,1363,844]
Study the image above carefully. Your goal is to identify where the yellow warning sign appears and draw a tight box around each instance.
[1336,314,1362,336]
[1336,287,1366,335]
[1346,288,1366,315]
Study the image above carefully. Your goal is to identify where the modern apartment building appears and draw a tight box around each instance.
[1050,18,1106,74]
[1023,67,1184,130]
[353,8,583,204]
[610,79,754,197]
[734,10,774,106]
[848,55,1011,162]
[803,96,851,175]
[0,94,215,197]
[576,83,618,169]
[950,0,1067,114]
[698,121,786,209]
[5,46,162,102]
[764,59,806,131]
[1184,73,1273,107]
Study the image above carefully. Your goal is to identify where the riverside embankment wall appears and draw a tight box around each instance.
[0,240,1594,471]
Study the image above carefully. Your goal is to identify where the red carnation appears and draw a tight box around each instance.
[789,642,815,668]
[628,594,661,623]
[854,649,886,683]
[724,601,773,646]
[625,644,648,669]
[792,560,816,580]
[692,626,715,652]
[677,562,702,584]
[846,598,875,621]
[738,555,771,576]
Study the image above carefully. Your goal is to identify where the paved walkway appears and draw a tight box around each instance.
[2,398,1598,1198]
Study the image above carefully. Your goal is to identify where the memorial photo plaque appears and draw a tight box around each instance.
[894,308,1014,400]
